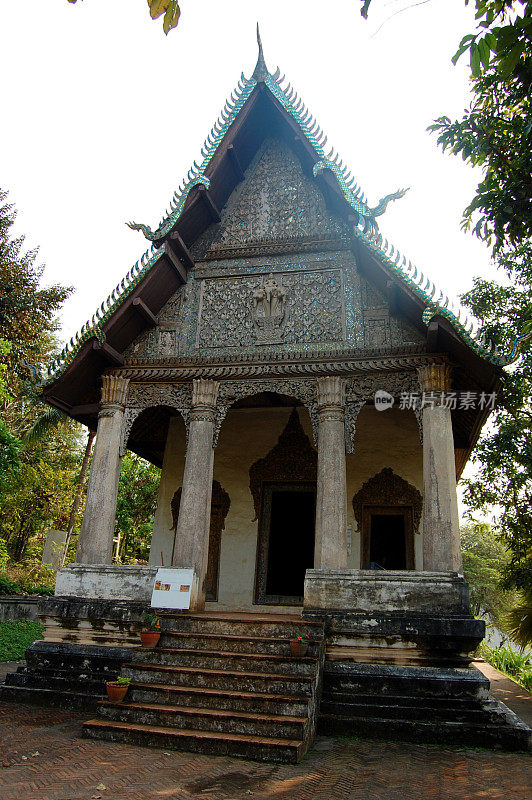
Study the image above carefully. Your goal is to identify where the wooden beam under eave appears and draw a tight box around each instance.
[426,319,440,352]
[163,242,187,283]
[132,297,158,327]
[92,340,124,366]
[71,402,100,416]
[169,231,195,269]
[227,144,244,181]
[197,185,221,223]
[293,135,317,178]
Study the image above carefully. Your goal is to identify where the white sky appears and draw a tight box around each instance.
[0,0,495,345]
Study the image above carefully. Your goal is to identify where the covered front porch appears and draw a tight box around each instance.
[61,364,462,617]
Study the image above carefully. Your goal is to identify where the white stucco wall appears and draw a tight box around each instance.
[148,401,423,610]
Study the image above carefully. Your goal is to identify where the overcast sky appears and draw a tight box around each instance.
[0,0,495,345]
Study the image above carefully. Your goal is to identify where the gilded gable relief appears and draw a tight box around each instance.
[191,138,349,259]
[197,268,344,350]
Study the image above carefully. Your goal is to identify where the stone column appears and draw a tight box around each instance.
[172,378,218,610]
[77,374,130,565]
[418,363,462,572]
[314,376,348,569]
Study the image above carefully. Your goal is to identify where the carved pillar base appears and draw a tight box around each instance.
[172,379,218,610]
[418,364,461,571]
[314,376,348,569]
[77,374,129,565]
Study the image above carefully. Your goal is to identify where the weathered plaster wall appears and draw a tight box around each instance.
[148,401,423,609]
[347,404,424,570]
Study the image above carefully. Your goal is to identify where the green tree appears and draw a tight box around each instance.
[0,189,71,391]
[460,243,532,591]
[0,190,78,564]
[461,522,519,629]
[114,453,160,564]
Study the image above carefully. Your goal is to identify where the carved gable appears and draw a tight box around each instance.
[192,138,348,258]
[124,138,424,360]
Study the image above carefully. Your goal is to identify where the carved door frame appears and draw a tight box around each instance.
[254,481,316,606]
[360,505,414,570]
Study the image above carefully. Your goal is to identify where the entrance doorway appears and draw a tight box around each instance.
[361,505,414,570]
[255,482,316,605]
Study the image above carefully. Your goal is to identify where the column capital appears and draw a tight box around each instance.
[100,374,130,413]
[417,363,452,394]
[316,376,346,414]
[191,378,219,410]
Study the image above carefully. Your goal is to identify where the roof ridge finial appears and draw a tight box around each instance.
[252,23,269,82]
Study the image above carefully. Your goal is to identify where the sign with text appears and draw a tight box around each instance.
[151,568,195,610]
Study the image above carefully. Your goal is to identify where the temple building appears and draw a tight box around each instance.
[3,35,530,760]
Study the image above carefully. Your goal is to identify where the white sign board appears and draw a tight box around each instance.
[151,568,195,610]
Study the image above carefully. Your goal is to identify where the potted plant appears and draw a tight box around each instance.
[106,675,131,703]
[290,633,310,657]
[139,611,161,648]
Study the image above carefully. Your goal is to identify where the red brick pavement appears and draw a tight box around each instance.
[0,701,531,800]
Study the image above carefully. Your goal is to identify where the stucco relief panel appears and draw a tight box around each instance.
[197,268,344,350]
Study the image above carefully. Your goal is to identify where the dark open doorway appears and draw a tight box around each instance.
[361,505,414,570]
[255,482,316,604]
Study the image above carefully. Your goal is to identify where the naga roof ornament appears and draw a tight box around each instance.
[43,32,531,385]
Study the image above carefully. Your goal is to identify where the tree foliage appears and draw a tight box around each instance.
[461,243,532,591]
[461,522,518,629]
[114,453,160,564]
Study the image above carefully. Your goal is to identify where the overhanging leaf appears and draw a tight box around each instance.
[163,1,180,34]
[148,0,171,20]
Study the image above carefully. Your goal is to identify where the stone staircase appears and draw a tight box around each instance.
[319,661,532,751]
[83,611,325,763]
[1,641,133,711]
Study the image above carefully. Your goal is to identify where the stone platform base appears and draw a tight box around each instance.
[319,661,532,752]
[303,569,484,663]
[55,565,158,602]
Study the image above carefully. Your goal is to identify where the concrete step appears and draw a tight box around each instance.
[318,713,532,752]
[159,612,323,640]
[99,701,308,739]
[158,630,322,656]
[121,663,315,696]
[322,691,482,710]
[25,641,133,676]
[3,671,107,695]
[323,662,490,700]
[127,682,311,716]
[320,698,503,724]
[83,717,305,763]
[0,684,104,711]
[130,647,318,676]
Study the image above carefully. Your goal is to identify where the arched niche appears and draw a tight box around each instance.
[352,467,422,570]
[120,382,192,457]
[122,404,185,466]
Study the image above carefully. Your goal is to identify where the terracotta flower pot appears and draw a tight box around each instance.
[106,682,129,703]
[290,639,309,657]
[140,630,160,648]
